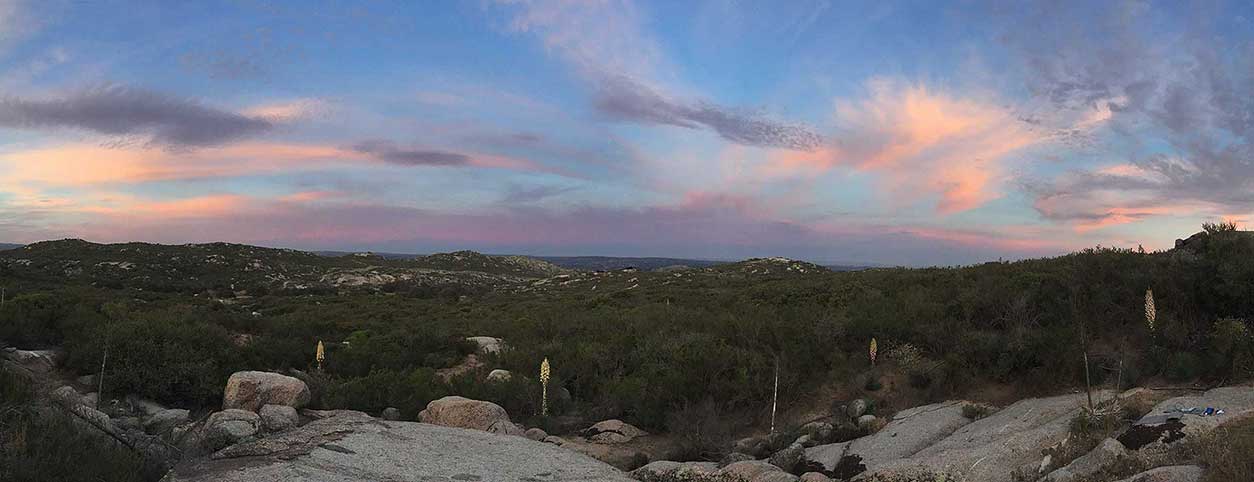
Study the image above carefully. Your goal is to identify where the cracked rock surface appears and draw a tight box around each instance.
[162,411,632,482]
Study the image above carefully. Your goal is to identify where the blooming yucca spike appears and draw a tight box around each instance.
[1145,289,1156,333]
[316,340,325,371]
[540,357,551,416]
[870,338,878,365]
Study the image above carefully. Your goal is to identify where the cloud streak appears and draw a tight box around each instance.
[0,84,273,147]
[594,75,823,150]
[348,140,471,167]
[498,0,822,151]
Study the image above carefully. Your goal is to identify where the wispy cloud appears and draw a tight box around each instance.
[348,140,471,166]
[0,84,273,147]
[241,98,333,123]
[595,75,823,150]
[1007,3,1254,229]
[497,0,822,150]
[0,0,41,56]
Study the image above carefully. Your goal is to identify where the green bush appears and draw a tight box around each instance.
[321,368,446,420]
[0,370,154,482]
[63,304,243,407]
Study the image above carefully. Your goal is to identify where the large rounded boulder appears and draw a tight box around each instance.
[417,396,522,436]
[222,371,311,412]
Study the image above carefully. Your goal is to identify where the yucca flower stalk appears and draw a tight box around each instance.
[540,357,551,416]
[869,338,878,366]
[316,340,325,372]
[1145,289,1156,333]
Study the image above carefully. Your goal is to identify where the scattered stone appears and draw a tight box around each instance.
[381,407,401,421]
[768,443,805,472]
[793,434,813,447]
[486,369,512,383]
[584,419,648,444]
[418,396,523,436]
[202,409,261,451]
[847,399,868,419]
[465,336,505,355]
[799,421,834,444]
[115,416,142,431]
[162,410,633,482]
[145,408,190,435]
[799,472,834,482]
[259,404,299,432]
[1111,465,1203,482]
[560,440,650,471]
[1042,438,1128,482]
[125,394,167,417]
[542,435,567,446]
[720,452,756,466]
[222,371,311,412]
[718,460,786,480]
[856,414,879,431]
[630,461,720,481]
[734,436,770,458]
[50,385,81,406]
[524,427,548,441]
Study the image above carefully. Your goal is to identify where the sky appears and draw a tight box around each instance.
[1,0,1252,266]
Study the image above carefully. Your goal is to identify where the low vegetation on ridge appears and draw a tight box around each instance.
[0,225,1252,479]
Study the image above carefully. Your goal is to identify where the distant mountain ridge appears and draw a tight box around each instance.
[0,243,21,251]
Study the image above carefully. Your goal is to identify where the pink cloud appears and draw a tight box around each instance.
[0,141,564,188]
[763,80,1044,214]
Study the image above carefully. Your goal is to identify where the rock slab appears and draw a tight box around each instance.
[164,411,633,482]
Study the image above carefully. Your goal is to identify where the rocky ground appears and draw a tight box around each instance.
[5,341,1251,482]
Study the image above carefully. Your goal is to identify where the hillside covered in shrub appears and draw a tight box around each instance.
[0,225,1251,437]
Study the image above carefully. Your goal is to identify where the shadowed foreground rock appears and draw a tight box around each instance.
[162,410,632,482]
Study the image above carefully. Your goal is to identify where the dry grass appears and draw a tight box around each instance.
[1194,416,1254,482]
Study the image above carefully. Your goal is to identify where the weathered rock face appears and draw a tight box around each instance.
[806,400,975,475]
[3,347,61,375]
[222,371,311,412]
[1118,385,1254,458]
[145,408,190,435]
[631,460,720,481]
[465,336,505,355]
[718,460,796,481]
[524,427,548,441]
[164,411,634,482]
[769,443,805,472]
[799,472,833,482]
[1112,465,1203,482]
[1042,438,1128,482]
[202,409,261,451]
[486,368,512,382]
[258,404,299,432]
[585,419,649,444]
[734,436,771,458]
[560,438,650,471]
[417,396,522,436]
[846,399,868,419]
[861,391,1113,482]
